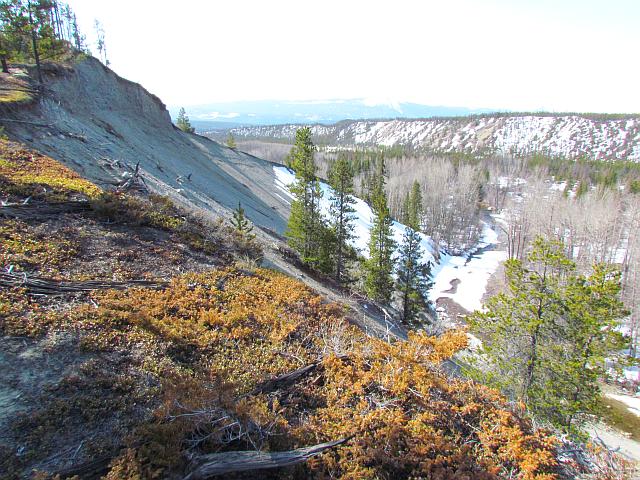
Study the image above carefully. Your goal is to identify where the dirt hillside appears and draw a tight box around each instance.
[0,58,289,234]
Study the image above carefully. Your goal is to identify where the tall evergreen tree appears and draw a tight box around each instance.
[286,127,325,267]
[402,180,423,229]
[469,237,628,433]
[396,180,431,323]
[364,159,396,304]
[396,226,432,324]
[327,153,356,284]
[176,107,194,133]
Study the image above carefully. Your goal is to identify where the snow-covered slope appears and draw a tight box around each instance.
[274,166,505,312]
[230,115,640,161]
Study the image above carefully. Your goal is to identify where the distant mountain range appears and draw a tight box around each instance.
[170,99,496,128]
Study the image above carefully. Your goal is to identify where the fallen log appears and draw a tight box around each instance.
[183,438,348,480]
[54,453,115,479]
[249,354,348,396]
[0,271,167,294]
[0,201,91,219]
[250,362,320,395]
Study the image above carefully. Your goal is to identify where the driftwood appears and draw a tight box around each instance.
[183,438,349,480]
[249,354,348,396]
[250,361,320,395]
[0,201,91,219]
[0,271,167,294]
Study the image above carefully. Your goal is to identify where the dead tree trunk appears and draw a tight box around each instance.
[183,438,349,480]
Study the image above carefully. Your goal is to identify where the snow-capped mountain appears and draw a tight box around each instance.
[224,114,640,161]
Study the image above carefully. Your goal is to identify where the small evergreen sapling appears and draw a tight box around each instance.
[231,201,254,239]
[226,133,237,149]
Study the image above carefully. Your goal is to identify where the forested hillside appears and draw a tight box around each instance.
[214,114,640,161]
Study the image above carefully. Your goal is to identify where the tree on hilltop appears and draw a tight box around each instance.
[176,107,194,133]
[226,132,236,149]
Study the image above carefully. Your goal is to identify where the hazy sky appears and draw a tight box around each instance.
[68,0,639,113]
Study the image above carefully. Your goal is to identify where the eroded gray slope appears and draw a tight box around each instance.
[0,58,289,233]
[0,58,411,340]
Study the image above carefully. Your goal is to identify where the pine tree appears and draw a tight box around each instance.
[468,237,628,433]
[226,132,237,149]
[176,107,195,133]
[396,181,431,323]
[541,264,627,430]
[286,127,325,267]
[364,159,396,304]
[328,153,356,284]
[402,180,423,229]
[230,201,254,239]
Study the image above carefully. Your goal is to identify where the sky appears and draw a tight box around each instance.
[68,0,640,113]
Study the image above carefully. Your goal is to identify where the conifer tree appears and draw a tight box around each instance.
[469,237,628,432]
[364,159,396,304]
[286,127,325,267]
[176,107,195,133]
[226,132,237,149]
[231,201,254,239]
[328,153,356,284]
[396,180,431,323]
[402,180,423,229]
[396,227,432,324]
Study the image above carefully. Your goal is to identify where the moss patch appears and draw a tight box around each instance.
[0,139,101,201]
[600,396,640,441]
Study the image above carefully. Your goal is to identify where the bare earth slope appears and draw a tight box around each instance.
[0,59,404,340]
[0,58,289,234]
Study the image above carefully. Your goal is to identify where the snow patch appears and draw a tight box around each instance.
[273,166,506,313]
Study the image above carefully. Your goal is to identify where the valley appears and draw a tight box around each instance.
[1,1,639,478]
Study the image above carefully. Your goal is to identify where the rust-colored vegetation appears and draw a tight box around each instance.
[0,141,561,479]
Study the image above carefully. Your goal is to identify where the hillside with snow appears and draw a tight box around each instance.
[224,114,640,161]
[273,166,506,313]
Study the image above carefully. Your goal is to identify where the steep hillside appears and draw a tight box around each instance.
[0,59,635,479]
[0,59,290,234]
[0,137,567,479]
[222,114,640,161]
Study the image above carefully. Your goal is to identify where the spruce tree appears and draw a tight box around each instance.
[176,107,195,133]
[231,201,254,239]
[286,127,324,267]
[396,180,430,323]
[402,180,423,229]
[364,159,396,304]
[328,153,356,284]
